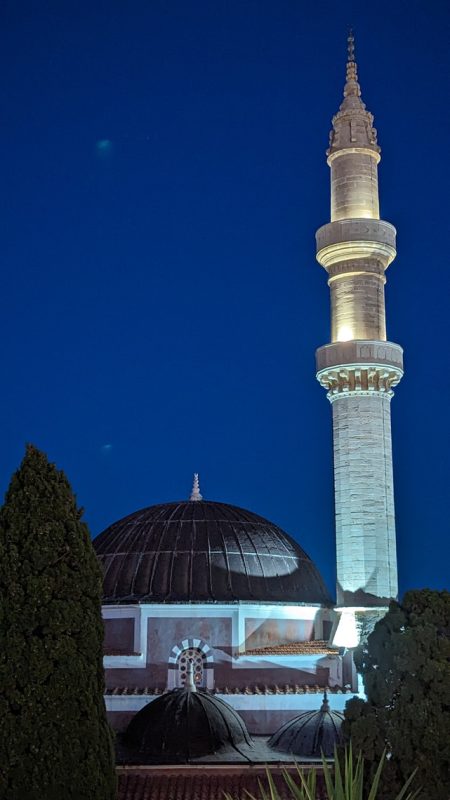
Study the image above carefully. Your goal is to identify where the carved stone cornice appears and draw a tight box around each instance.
[316,364,403,401]
[316,340,403,402]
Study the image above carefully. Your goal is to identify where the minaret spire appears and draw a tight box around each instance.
[328,32,378,159]
[189,473,203,502]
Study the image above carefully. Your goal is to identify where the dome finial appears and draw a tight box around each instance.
[189,473,203,502]
[320,689,330,712]
[185,660,197,692]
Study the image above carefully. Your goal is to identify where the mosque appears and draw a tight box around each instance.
[93,33,404,789]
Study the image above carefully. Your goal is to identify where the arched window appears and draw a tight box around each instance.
[167,638,214,690]
[177,647,205,688]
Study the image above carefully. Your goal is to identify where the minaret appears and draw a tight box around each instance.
[316,33,403,614]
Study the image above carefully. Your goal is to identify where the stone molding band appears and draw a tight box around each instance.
[327,146,381,165]
[316,219,396,270]
[316,340,403,373]
[323,387,395,403]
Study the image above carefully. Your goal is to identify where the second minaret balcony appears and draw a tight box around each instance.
[316,218,396,271]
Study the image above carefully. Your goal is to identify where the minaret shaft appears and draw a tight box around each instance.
[330,151,380,221]
[316,36,403,608]
[332,393,398,603]
[329,262,386,343]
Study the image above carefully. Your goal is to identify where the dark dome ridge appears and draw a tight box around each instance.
[94,500,331,605]
[124,686,252,761]
[268,697,345,758]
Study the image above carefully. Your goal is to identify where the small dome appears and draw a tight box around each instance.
[268,695,345,758]
[124,684,252,761]
[94,500,331,604]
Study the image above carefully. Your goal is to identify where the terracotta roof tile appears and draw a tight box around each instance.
[244,640,338,656]
[106,684,352,696]
[118,771,327,800]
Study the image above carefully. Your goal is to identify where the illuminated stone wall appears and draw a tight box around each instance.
[332,393,397,604]
[329,264,386,341]
[330,151,380,220]
[101,602,345,733]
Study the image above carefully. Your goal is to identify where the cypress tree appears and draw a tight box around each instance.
[343,589,450,800]
[0,445,116,800]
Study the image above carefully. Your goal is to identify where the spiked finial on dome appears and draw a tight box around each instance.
[320,690,330,712]
[185,660,197,692]
[189,473,203,502]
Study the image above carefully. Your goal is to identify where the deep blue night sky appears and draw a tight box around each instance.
[1,1,449,598]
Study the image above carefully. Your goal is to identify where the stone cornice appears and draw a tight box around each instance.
[316,364,403,402]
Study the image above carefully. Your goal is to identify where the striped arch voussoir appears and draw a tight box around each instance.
[167,637,214,666]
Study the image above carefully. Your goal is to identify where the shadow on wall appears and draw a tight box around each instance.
[243,616,318,650]
[337,582,394,607]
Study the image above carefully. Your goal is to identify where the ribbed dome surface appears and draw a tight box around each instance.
[125,687,252,761]
[94,500,331,604]
[268,698,345,757]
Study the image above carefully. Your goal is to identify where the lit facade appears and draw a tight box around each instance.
[97,495,352,734]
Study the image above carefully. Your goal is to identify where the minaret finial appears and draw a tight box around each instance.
[343,28,361,100]
[347,28,355,63]
[189,473,203,502]
[185,660,197,692]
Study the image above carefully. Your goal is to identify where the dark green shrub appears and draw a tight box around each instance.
[0,445,116,800]
[344,590,450,800]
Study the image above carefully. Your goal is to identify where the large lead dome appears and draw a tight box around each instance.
[94,500,330,604]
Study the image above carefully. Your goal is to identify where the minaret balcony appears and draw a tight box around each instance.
[316,340,403,400]
[316,219,396,270]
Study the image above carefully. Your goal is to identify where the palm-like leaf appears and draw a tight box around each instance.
[224,745,420,800]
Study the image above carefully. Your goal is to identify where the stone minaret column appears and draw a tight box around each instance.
[316,33,403,613]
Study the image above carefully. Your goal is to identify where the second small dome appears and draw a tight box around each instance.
[268,694,345,758]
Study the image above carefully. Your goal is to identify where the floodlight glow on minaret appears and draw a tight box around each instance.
[316,32,403,609]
